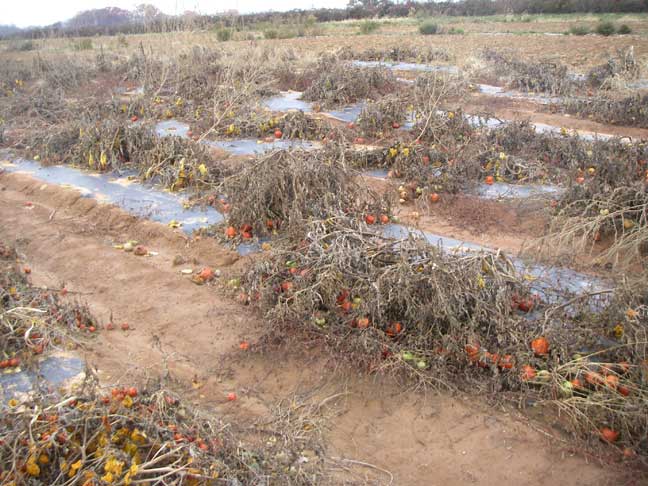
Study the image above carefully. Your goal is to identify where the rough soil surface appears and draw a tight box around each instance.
[0,170,626,485]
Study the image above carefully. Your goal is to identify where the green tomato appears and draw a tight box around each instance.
[401,351,415,361]
[560,381,573,397]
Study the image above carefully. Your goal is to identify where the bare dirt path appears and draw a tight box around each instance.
[0,170,623,485]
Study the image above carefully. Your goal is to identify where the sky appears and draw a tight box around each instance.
[2,0,350,28]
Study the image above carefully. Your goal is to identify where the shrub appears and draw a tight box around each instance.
[264,29,278,39]
[73,39,93,50]
[596,21,616,36]
[216,29,232,41]
[14,40,35,51]
[419,21,440,35]
[359,20,380,35]
[618,24,632,35]
[117,35,128,47]
[448,27,465,35]
[569,25,589,36]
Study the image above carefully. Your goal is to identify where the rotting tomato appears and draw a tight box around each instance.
[584,371,604,387]
[336,290,349,304]
[385,322,403,337]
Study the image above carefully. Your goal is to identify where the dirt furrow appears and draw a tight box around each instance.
[0,171,619,485]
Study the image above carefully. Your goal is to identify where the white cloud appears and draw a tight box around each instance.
[3,0,349,28]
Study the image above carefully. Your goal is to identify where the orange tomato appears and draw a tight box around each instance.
[357,317,370,329]
[599,427,619,443]
[498,354,514,370]
[521,365,536,381]
[280,281,293,292]
[127,387,138,398]
[340,301,352,313]
[198,267,215,281]
[121,322,130,331]
[465,343,480,362]
[239,341,250,351]
[226,392,237,401]
[8,357,19,367]
[485,176,495,185]
[274,129,282,139]
[605,375,619,390]
[365,214,376,225]
[225,226,237,238]
[576,176,585,184]
[23,266,31,274]
[531,337,549,356]
[429,193,440,203]
[379,214,390,224]
[584,371,604,387]
[386,322,403,337]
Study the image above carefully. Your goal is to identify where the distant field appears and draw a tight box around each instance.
[3,13,647,72]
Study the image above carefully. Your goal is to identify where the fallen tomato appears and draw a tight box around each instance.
[599,427,619,443]
[521,365,536,381]
[531,337,549,356]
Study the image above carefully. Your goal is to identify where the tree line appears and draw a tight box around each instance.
[1,0,646,40]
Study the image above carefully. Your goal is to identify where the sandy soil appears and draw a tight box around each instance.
[0,169,631,485]
[464,94,648,140]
